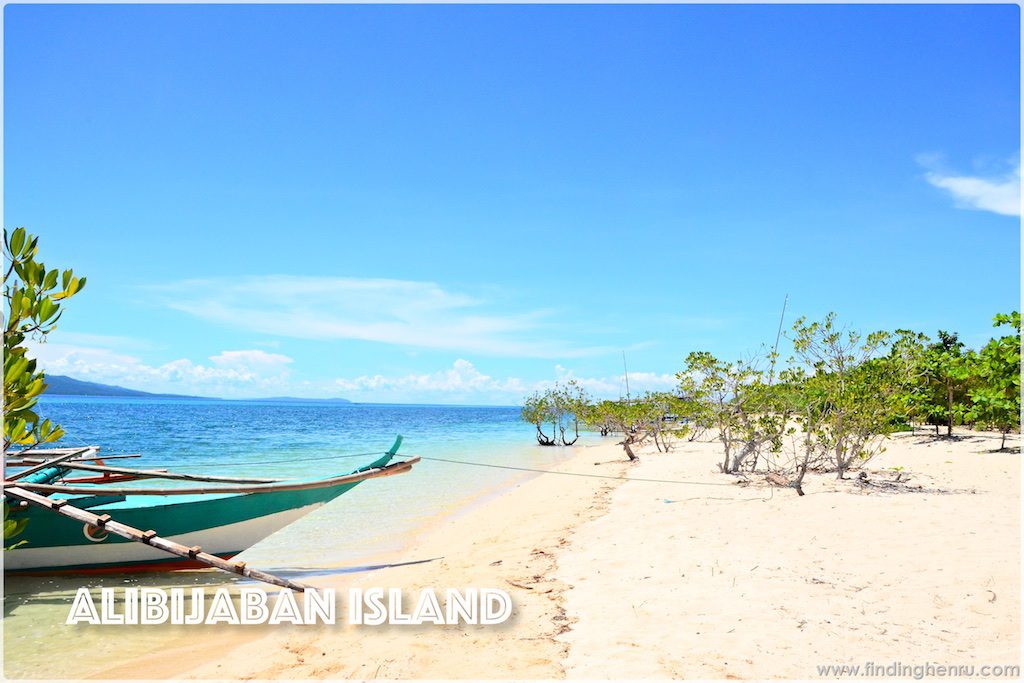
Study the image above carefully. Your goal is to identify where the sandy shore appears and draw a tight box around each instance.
[89,440,631,680]
[53,430,1023,679]
[559,431,1020,679]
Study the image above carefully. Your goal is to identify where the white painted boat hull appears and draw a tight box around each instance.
[3,503,323,573]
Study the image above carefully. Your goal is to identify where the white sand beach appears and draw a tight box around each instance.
[69,429,1020,680]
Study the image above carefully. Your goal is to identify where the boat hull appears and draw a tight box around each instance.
[3,501,323,573]
[3,442,405,574]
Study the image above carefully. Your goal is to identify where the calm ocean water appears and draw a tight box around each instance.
[4,397,595,678]
[28,396,589,568]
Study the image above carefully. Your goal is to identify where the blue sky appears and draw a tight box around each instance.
[5,3,1020,404]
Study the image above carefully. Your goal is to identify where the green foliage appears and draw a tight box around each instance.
[584,397,646,461]
[968,312,1021,448]
[913,330,976,435]
[4,501,28,550]
[4,227,86,450]
[790,313,899,478]
[886,329,928,425]
[520,380,589,446]
[4,227,87,549]
[677,351,770,473]
[520,310,1020,480]
[580,398,619,436]
[641,391,690,451]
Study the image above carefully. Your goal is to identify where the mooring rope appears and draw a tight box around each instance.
[414,454,738,487]
[27,436,740,488]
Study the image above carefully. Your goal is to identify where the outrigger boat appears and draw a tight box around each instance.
[2,436,418,590]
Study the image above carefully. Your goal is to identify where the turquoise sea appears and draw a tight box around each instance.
[5,396,594,678]
[24,396,589,569]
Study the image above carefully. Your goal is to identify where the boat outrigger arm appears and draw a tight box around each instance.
[2,486,314,591]
[2,436,418,592]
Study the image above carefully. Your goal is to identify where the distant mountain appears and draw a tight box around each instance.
[43,375,352,403]
[44,375,215,400]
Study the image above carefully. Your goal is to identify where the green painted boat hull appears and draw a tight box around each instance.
[3,438,404,574]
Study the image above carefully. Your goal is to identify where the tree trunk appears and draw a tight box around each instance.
[946,382,954,436]
[792,455,809,496]
[731,440,757,473]
[536,423,556,446]
[834,430,847,479]
[622,438,638,462]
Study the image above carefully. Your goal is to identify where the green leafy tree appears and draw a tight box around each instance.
[969,312,1021,450]
[581,398,618,437]
[557,380,589,446]
[918,331,975,436]
[3,227,87,548]
[677,351,766,473]
[766,364,817,493]
[790,313,900,479]
[675,390,712,442]
[640,391,688,452]
[522,390,557,446]
[886,329,929,428]
[520,381,589,447]
[601,399,645,462]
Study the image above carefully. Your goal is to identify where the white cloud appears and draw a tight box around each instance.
[332,360,679,404]
[30,338,676,404]
[922,157,1020,217]
[334,359,527,397]
[551,364,679,396]
[28,342,294,397]
[152,276,610,358]
[209,349,293,371]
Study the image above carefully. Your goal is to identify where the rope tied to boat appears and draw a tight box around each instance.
[413,455,739,487]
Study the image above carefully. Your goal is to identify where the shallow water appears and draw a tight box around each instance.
[3,397,586,678]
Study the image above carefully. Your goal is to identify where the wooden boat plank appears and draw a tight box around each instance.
[7,453,142,465]
[5,457,419,496]
[4,435,416,576]
[4,446,103,456]
[30,461,281,484]
[5,448,96,481]
[3,485,310,591]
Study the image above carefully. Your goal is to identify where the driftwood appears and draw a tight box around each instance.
[3,486,309,592]
[765,471,805,496]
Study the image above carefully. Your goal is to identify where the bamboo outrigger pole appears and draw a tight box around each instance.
[6,457,420,496]
[16,460,281,484]
[7,452,142,464]
[3,485,311,592]
[5,447,97,481]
